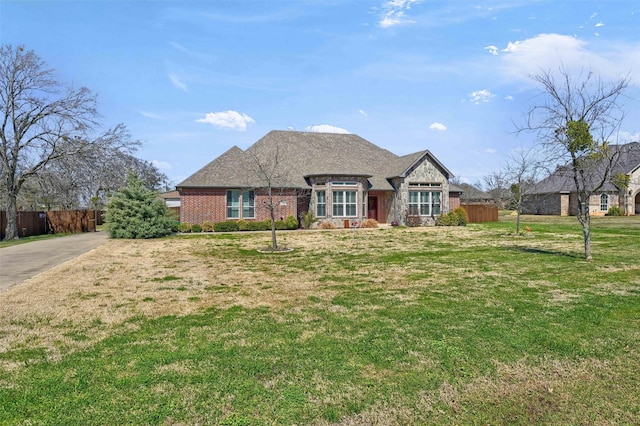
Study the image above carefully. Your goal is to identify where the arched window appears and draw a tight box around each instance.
[600,194,609,212]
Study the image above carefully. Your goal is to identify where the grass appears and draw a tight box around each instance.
[1,215,639,424]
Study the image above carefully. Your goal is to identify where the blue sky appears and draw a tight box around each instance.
[2,1,639,186]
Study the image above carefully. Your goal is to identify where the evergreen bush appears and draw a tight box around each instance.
[214,221,239,232]
[285,215,299,230]
[104,174,175,239]
[202,221,214,232]
[191,223,202,233]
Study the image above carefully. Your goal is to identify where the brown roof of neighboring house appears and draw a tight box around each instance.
[159,190,180,199]
[177,130,453,191]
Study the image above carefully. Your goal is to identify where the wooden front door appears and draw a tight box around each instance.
[367,196,378,221]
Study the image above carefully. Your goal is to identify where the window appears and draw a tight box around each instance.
[600,194,609,212]
[408,191,441,216]
[227,190,254,219]
[243,190,255,218]
[333,190,357,217]
[316,190,326,217]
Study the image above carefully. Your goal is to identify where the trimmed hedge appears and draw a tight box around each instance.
[211,216,299,232]
[213,221,239,232]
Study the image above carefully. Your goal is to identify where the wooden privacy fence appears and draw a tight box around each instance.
[0,210,103,239]
[460,203,498,223]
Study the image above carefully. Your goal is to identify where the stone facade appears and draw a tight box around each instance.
[390,159,450,225]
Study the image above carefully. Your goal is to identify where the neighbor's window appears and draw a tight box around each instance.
[316,190,326,217]
[408,191,441,216]
[227,190,255,219]
[600,194,609,212]
[333,190,357,217]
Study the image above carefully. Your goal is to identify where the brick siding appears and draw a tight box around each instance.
[180,188,300,225]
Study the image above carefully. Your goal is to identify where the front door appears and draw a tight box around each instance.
[368,196,378,221]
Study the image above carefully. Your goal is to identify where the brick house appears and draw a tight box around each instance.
[176,130,455,227]
[523,142,640,216]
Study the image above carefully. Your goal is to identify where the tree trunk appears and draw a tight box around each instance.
[516,208,522,235]
[268,187,278,250]
[4,191,19,240]
[576,200,592,260]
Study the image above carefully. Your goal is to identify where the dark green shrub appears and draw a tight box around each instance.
[607,206,622,216]
[177,222,192,233]
[104,174,175,239]
[237,219,249,231]
[202,221,214,232]
[214,221,239,232]
[285,215,299,230]
[191,223,202,233]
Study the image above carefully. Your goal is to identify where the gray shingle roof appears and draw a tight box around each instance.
[530,142,640,194]
[177,130,452,191]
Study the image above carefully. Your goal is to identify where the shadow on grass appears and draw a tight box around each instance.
[512,246,582,259]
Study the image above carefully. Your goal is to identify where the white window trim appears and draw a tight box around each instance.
[333,190,358,217]
[600,193,609,212]
[408,190,441,216]
[316,190,326,218]
[227,190,255,219]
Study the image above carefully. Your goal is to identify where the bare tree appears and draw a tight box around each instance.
[482,172,510,208]
[519,67,630,259]
[247,143,289,251]
[0,45,139,239]
[502,148,539,235]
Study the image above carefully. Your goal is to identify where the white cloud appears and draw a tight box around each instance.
[497,33,640,84]
[152,160,171,170]
[196,110,255,131]
[429,122,447,131]
[484,148,496,154]
[169,74,188,92]
[595,21,605,27]
[378,0,421,28]
[504,95,514,101]
[359,109,368,117]
[617,131,640,143]
[469,89,495,104]
[139,111,165,120]
[306,124,351,134]
[484,45,499,56]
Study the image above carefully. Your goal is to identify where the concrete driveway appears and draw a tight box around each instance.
[0,231,109,291]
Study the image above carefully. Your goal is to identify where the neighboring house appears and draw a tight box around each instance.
[454,183,495,204]
[523,142,640,216]
[176,130,455,227]
[159,190,181,218]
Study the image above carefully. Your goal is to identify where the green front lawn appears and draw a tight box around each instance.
[1,215,639,424]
